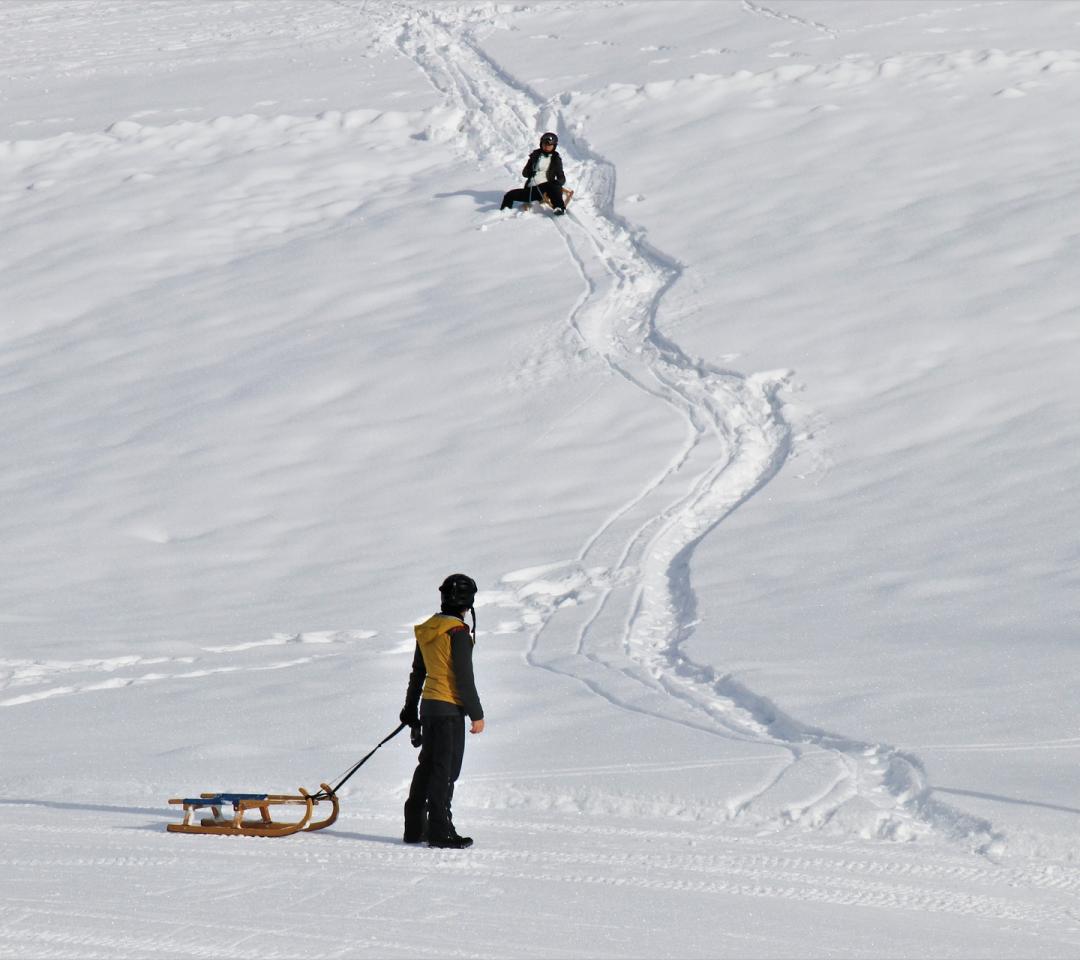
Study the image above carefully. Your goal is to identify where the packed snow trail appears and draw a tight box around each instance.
[372,2,1001,851]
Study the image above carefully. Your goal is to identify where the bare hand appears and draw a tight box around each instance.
[470,718,485,735]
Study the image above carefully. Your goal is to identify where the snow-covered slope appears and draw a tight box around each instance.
[3,2,1080,956]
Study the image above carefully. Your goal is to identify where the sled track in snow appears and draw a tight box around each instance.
[382,3,1001,852]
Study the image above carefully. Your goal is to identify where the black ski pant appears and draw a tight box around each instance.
[501,181,565,210]
[404,714,466,839]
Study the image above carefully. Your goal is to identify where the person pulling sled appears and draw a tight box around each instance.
[400,574,485,848]
[501,132,569,215]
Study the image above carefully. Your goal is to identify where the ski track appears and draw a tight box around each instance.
[7,810,1080,950]
[741,0,840,39]
[380,2,1005,853]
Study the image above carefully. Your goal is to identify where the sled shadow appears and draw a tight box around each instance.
[934,787,1080,816]
[0,797,162,817]
[0,799,412,842]
[0,797,170,833]
[434,189,504,211]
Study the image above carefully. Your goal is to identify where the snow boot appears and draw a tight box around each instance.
[403,798,428,844]
[428,832,473,849]
[428,824,472,849]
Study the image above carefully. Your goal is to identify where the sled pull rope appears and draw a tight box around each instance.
[312,722,408,801]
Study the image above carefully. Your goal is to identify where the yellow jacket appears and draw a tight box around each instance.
[413,614,479,713]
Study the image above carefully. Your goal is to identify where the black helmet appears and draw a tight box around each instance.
[439,573,477,610]
[540,131,558,148]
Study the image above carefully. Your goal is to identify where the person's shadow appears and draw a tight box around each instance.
[435,189,504,212]
[313,829,404,846]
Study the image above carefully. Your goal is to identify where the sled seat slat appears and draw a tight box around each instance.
[205,793,268,803]
[170,793,269,808]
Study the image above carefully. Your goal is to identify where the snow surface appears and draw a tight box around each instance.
[2,1,1080,956]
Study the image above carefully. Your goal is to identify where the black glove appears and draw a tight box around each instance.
[400,707,422,748]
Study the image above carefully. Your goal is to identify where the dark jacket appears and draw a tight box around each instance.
[522,148,566,187]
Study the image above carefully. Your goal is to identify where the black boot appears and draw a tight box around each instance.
[428,819,472,849]
[428,830,473,849]
[403,798,428,844]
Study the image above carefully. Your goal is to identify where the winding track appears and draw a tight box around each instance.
[381,3,1000,850]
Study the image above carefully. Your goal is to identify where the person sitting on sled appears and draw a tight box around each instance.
[400,574,484,849]
[500,131,567,215]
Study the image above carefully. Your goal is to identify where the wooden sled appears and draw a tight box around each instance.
[167,782,339,837]
[523,187,574,213]
[166,722,407,838]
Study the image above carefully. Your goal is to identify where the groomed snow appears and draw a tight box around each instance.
[2,2,1080,957]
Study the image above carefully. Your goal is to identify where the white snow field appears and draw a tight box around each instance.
[2,0,1080,956]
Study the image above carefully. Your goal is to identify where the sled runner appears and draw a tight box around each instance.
[524,187,574,213]
[167,784,338,837]
[166,722,406,838]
